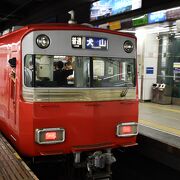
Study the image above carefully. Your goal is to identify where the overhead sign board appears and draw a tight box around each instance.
[148,10,166,24]
[109,20,121,30]
[166,8,180,20]
[90,0,142,21]
[132,14,148,27]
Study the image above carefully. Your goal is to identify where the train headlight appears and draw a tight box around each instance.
[116,122,138,137]
[123,40,134,53]
[35,128,65,144]
[36,34,50,49]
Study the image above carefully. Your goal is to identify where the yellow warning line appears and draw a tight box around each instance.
[139,119,180,136]
[14,152,21,160]
[141,103,180,113]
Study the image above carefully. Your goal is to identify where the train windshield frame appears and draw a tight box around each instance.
[24,54,136,88]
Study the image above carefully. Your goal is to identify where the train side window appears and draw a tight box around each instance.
[24,55,34,87]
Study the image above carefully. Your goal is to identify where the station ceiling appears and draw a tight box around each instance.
[0,0,180,32]
[0,0,94,31]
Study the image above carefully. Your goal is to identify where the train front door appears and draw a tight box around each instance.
[8,55,17,132]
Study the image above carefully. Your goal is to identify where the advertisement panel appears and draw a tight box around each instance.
[90,0,142,21]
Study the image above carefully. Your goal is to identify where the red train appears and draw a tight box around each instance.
[0,23,138,178]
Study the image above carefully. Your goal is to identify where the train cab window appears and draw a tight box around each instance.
[24,55,135,88]
[24,55,76,87]
[92,57,135,87]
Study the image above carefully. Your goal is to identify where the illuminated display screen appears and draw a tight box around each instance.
[90,0,142,21]
[71,36,108,50]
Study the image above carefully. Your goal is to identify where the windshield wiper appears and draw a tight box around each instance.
[119,82,133,97]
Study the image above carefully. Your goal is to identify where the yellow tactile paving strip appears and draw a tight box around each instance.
[139,103,180,137]
[142,103,180,114]
[139,119,180,136]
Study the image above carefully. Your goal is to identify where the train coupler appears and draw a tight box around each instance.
[86,150,116,180]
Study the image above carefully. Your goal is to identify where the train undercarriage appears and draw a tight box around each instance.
[73,149,116,180]
[27,148,116,180]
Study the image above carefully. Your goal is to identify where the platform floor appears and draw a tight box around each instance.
[139,102,180,149]
[0,133,38,180]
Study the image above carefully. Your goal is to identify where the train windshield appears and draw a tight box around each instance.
[24,55,135,88]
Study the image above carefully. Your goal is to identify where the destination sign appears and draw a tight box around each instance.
[71,36,108,50]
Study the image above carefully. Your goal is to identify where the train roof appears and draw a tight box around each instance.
[0,23,136,41]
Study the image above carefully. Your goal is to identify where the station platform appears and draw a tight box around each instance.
[139,102,180,149]
[138,102,180,171]
[0,132,38,180]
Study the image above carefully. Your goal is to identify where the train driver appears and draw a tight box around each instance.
[8,58,16,83]
[53,56,74,86]
[24,61,33,87]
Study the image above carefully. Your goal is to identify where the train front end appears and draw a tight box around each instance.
[19,25,138,176]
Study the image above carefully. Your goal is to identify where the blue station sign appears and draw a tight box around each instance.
[148,11,166,24]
